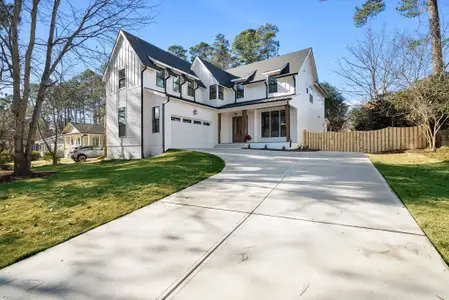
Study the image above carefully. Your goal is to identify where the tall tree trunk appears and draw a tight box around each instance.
[427,0,444,75]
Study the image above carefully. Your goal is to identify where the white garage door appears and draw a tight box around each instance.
[170,116,214,149]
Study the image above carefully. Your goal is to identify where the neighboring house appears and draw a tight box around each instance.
[103,30,326,159]
[32,135,65,158]
[62,122,105,156]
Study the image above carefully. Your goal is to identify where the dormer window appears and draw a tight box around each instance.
[118,69,126,89]
[236,83,244,99]
[173,75,180,92]
[268,76,277,93]
[218,86,224,100]
[209,85,217,100]
[187,81,194,97]
[156,70,165,88]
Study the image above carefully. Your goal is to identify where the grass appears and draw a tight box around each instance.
[0,150,224,269]
[368,148,449,265]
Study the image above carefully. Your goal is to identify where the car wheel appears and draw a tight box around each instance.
[78,155,87,162]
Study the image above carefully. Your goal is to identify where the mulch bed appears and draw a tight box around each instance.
[0,171,55,184]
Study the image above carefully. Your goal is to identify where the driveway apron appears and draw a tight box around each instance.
[1,149,448,300]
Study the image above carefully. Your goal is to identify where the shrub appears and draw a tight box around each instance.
[264,144,268,149]
[43,152,60,163]
[282,146,286,150]
[244,134,252,142]
[31,151,42,161]
[0,151,13,170]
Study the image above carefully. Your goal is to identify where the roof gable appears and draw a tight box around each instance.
[196,57,239,87]
[62,123,105,135]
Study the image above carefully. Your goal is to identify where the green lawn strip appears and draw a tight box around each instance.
[368,150,449,265]
[0,150,224,268]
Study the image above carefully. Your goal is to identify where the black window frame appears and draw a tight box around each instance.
[183,118,192,123]
[118,69,126,89]
[156,70,165,88]
[209,85,217,100]
[194,120,202,125]
[118,107,126,137]
[268,76,277,93]
[218,85,224,100]
[171,116,181,122]
[261,110,286,138]
[236,83,244,99]
[152,106,160,133]
[173,75,180,93]
[203,122,210,126]
[187,81,194,97]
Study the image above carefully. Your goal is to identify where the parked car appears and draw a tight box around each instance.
[70,146,104,162]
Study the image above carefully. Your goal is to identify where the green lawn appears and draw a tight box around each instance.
[369,148,449,265]
[0,150,224,268]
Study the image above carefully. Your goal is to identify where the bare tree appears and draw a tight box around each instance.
[388,34,449,151]
[337,28,399,101]
[0,0,155,176]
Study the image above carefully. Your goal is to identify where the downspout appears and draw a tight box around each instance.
[232,85,237,103]
[162,97,170,153]
[293,75,296,95]
[140,66,148,158]
[264,81,268,99]
[164,70,171,94]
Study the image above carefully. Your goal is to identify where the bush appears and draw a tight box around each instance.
[43,152,60,163]
[0,151,13,170]
[31,151,42,161]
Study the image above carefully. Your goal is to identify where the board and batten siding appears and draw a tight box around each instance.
[105,33,143,159]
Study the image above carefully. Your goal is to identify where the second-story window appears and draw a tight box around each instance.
[236,83,244,99]
[268,76,277,93]
[173,75,180,92]
[218,86,224,100]
[209,85,217,100]
[156,70,165,88]
[187,81,194,97]
[118,69,126,89]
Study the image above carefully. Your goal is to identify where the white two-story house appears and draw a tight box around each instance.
[103,30,326,159]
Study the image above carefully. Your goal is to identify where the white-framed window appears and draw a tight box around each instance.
[118,107,126,137]
[261,110,286,138]
[268,76,277,93]
[118,69,126,89]
[152,106,160,133]
[218,85,224,100]
[236,83,244,99]
[173,75,180,92]
[187,81,194,97]
[209,85,217,100]
[156,70,165,88]
[92,136,100,146]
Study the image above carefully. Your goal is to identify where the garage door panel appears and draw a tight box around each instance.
[171,116,214,149]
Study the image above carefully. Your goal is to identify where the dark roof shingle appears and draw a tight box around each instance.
[198,58,239,87]
[63,123,105,134]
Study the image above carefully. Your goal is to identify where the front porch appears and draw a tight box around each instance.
[217,102,297,149]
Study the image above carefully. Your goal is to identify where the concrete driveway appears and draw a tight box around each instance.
[1,149,448,300]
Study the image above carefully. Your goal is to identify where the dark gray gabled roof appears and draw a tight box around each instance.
[121,31,197,77]
[226,48,312,83]
[198,57,239,87]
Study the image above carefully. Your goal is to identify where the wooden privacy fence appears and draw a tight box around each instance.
[303,126,427,153]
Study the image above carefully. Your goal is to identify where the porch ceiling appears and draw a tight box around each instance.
[219,96,293,112]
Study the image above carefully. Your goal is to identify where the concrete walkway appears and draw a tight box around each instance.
[1,150,448,300]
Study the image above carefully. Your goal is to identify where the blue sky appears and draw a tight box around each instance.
[125,0,449,102]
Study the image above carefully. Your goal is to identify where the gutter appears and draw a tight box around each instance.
[162,97,171,153]
[140,65,148,158]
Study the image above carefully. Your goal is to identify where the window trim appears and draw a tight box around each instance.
[118,107,126,137]
[236,83,244,99]
[187,81,194,97]
[268,76,277,93]
[194,120,202,125]
[152,106,160,133]
[118,69,126,89]
[156,70,165,88]
[183,118,192,123]
[209,85,217,100]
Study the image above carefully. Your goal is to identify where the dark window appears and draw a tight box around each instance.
[309,93,314,103]
[183,118,192,123]
[194,120,202,125]
[271,110,280,137]
[209,85,217,100]
[152,106,160,133]
[218,85,224,100]
[187,81,194,97]
[280,110,286,137]
[171,116,181,122]
[173,75,180,92]
[268,76,277,93]
[203,122,210,126]
[262,112,270,138]
[119,69,126,89]
[236,83,244,99]
[261,110,286,138]
[156,70,165,88]
[118,107,126,137]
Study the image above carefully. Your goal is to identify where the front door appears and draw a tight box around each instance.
[232,116,244,143]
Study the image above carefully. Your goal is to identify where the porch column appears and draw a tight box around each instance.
[285,104,290,142]
[218,113,221,144]
[242,110,247,137]
[87,134,91,146]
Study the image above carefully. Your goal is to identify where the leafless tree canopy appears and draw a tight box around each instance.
[0,0,156,175]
